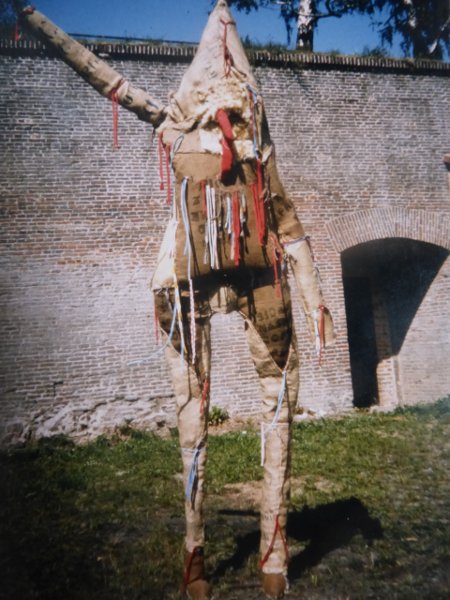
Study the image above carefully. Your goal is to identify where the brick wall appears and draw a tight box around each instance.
[1,42,449,445]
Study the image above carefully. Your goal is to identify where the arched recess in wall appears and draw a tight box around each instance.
[326,209,450,409]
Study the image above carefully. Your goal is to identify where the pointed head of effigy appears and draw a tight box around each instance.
[161,0,269,166]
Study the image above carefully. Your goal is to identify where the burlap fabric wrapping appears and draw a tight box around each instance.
[21,2,335,598]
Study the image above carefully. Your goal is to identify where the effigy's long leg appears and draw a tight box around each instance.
[238,280,299,596]
[154,289,212,600]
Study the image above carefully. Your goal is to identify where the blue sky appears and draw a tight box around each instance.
[33,0,403,57]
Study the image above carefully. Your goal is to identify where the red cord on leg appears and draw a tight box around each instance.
[181,547,198,593]
[259,514,289,571]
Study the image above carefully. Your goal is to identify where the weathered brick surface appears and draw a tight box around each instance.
[0,43,449,444]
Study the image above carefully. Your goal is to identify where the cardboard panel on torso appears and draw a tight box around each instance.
[171,151,275,281]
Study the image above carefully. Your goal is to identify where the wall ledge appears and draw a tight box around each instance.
[1,38,450,75]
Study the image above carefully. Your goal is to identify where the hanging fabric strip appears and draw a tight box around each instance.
[256,158,264,199]
[158,133,165,191]
[313,304,326,366]
[181,178,191,274]
[220,137,233,179]
[259,513,289,570]
[251,180,266,247]
[181,546,201,594]
[173,281,186,362]
[216,108,235,142]
[224,194,232,235]
[164,143,172,204]
[269,232,284,298]
[14,19,21,42]
[247,84,259,157]
[251,183,260,245]
[240,191,247,226]
[109,80,124,150]
[183,447,203,507]
[188,279,196,365]
[180,177,196,364]
[312,305,327,365]
[128,292,178,365]
[206,184,219,269]
[16,6,36,42]
[261,369,287,466]
[232,192,241,265]
[111,91,119,149]
[200,378,210,417]
[206,184,213,267]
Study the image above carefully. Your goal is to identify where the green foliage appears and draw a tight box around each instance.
[207,430,261,491]
[228,0,450,59]
[361,44,389,57]
[208,405,230,426]
[1,401,449,598]
[0,0,26,24]
[393,394,450,418]
[371,0,450,59]
[241,33,287,52]
[0,0,32,40]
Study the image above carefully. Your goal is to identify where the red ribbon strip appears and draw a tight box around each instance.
[15,5,36,41]
[181,546,200,593]
[220,19,234,77]
[251,159,266,246]
[220,137,233,179]
[216,108,235,141]
[259,514,289,570]
[108,79,124,150]
[200,378,210,417]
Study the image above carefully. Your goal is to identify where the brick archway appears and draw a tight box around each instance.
[327,209,450,408]
[327,208,450,406]
[326,208,450,254]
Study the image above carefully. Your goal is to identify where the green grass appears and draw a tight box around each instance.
[1,399,449,599]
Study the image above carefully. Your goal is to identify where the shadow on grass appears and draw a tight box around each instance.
[213,497,383,581]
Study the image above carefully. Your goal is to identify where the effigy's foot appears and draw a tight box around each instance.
[181,547,212,600]
[262,573,287,599]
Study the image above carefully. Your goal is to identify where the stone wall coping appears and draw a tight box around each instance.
[1,38,450,75]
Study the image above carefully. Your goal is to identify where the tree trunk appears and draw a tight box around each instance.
[402,0,429,58]
[296,0,315,51]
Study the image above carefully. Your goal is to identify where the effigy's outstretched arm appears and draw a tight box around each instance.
[266,154,336,352]
[19,6,166,128]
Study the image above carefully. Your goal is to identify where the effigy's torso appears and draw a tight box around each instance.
[152,1,304,289]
